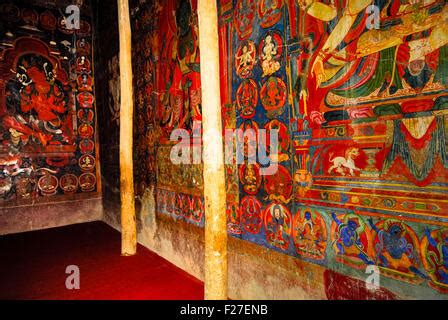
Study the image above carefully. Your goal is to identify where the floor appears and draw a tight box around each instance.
[0,221,204,300]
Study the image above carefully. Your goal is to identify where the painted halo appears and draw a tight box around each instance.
[238,163,262,195]
[292,207,327,260]
[79,173,96,192]
[240,196,263,234]
[79,154,95,172]
[258,0,283,28]
[60,174,79,194]
[260,76,286,117]
[264,202,292,250]
[263,164,292,203]
[372,219,424,283]
[235,40,256,79]
[234,0,256,40]
[38,174,58,196]
[236,79,258,119]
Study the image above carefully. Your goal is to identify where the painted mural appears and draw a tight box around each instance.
[218,0,448,296]
[129,0,448,296]
[130,0,205,227]
[0,2,100,201]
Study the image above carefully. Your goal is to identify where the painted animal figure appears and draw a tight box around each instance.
[328,147,361,176]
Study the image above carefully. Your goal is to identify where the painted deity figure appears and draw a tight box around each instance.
[235,0,255,39]
[260,0,276,13]
[235,42,255,78]
[238,80,257,117]
[5,56,71,149]
[296,0,448,120]
[244,164,258,193]
[241,196,262,234]
[425,228,448,284]
[261,77,285,110]
[308,0,447,87]
[258,0,283,28]
[332,213,373,265]
[265,120,290,162]
[369,219,427,278]
[261,35,280,76]
[268,205,287,246]
[296,211,324,256]
[264,165,292,203]
[238,120,258,159]
[159,0,201,136]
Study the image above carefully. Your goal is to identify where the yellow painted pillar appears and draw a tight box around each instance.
[198,0,228,300]
[117,0,137,256]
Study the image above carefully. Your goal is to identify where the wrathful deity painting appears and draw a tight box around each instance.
[0,3,100,201]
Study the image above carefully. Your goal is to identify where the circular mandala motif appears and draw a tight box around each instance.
[79,173,96,192]
[238,163,262,195]
[236,79,258,119]
[60,174,79,194]
[259,31,283,77]
[240,196,262,234]
[38,174,58,196]
[79,154,95,172]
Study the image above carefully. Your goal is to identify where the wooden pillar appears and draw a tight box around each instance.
[118,0,137,256]
[198,0,228,300]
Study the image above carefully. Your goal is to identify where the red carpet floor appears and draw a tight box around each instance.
[0,221,204,300]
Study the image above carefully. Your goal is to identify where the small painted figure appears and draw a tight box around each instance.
[425,228,448,284]
[332,212,373,265]
[369,218,427,279]
[268,204,287,246]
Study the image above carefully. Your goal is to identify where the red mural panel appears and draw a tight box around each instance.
[0,3,100,201]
